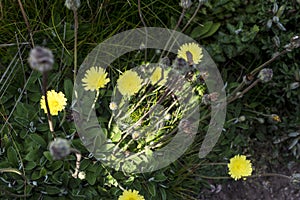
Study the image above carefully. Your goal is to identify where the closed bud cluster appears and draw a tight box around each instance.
[258,68,273,83]
[65,0,80,11]
[28,46,54,73]
[49,138,71,160]
[180,0,192,9]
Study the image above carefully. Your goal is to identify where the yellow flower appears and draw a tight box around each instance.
[118,189,145,200]
[82,66,110,91]
[228,154,253,180]
[177,42,203,64]
[117,70,143,96]
[271,114,281,122]
[40,90,67,116]
[150,67,168,85]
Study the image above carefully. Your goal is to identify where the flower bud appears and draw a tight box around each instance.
[180,0,192,9]
[238,116,246,122]
[258,68,273,83]
[49,138,71,160]
[271,114,281,122]
[65,0,80,11]
[243,74,254,85]
[28,46,54,73]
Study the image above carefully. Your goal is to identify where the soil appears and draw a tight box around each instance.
[198,140,300,200]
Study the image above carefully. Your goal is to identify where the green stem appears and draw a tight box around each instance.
[73,9,78,82]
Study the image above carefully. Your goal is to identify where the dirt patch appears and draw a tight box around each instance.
[198,140,300,200]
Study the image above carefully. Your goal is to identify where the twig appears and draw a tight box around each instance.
[17,0,34,47]
[227,79,260,104]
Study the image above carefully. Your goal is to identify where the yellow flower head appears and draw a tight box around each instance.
[118,189,145,200]
[228,154,253,180]
[177,42,203,65]
[40,90,67,116]
[150,67,168,85]
[271,114,281,122]
[117,70,143,96]
[82,66,110,91]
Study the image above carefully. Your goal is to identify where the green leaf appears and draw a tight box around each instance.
[43,151,53,161]
[160,188,167,200]
[45,186,61,195]
[25,148,40,161]
[25,161,37,170]
[30,134,47,147]
[64,78,73,102]
[200,22,221,39]
[31,170,42,180]
[147,182,156,197]
[7,146,18,166]
[154,172,167,182]
[86,171,97,185]
[190,21,213,38]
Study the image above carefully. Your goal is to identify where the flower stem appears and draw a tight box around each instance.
[70,148,82,178]
[42,71,56,138]
[73,9,78,82]
[17,0,34,47]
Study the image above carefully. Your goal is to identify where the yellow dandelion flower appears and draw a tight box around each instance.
[40,90,67,116]
[150,67,168,85]
[118,189,145,200]
[117,70,143,96]
[177,42,203,64]
[228,155,252,180]
[82,66,110,91]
